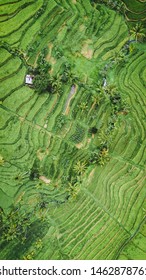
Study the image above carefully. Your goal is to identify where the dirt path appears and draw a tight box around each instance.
[63,85,77,115]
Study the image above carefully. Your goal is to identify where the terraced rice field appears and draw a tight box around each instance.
[0,0,146,260]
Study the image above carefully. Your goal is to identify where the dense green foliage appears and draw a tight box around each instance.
[0,0,145,260]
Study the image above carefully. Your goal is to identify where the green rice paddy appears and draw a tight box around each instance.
[0,0,145,260]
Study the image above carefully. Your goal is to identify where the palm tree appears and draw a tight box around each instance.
[51,78,61,89]
[91,93,102,106]
[110,50,126,65]
[23,251,35,260]
[116,1,125,13]
[98,148,110,166]
[73,161,87,176]
[88,92,102,115]
[64,71,77,84]
[35,239,43,249]
[78,102,88,112]
[98,131,109,145]
[67,182,80,199]
[105,83,117,96]
[90,149,99,164]
[61,71,69,83]
[50,75,62,94]
[130,23,145,42]
[100,148,109,157]
[96,84,105,95]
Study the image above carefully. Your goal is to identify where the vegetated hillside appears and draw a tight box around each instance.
[0,0,145,260]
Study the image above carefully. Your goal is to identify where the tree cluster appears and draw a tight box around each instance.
[0,207,32,242]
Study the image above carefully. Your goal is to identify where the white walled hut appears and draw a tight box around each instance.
[25,74,34,85]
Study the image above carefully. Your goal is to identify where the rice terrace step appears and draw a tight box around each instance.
[0,0,145,260]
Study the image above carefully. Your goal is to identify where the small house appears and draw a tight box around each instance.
[25,74,34,85]
[103,78,107,87]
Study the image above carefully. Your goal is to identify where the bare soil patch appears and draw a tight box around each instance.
[39,176,51,184]
[75,142,84,149]
[81,40,93,59]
